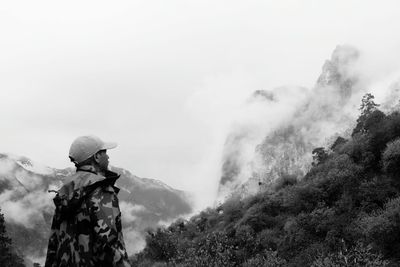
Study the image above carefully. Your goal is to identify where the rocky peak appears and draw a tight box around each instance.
[316,45,359,100]
[217,45,362,202]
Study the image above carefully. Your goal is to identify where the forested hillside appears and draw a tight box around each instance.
[132,94,400,266]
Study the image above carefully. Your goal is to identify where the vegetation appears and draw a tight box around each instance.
[0,209,25,267]
[131,94,400,266]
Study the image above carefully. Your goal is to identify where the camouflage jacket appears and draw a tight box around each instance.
[45,166,131,267]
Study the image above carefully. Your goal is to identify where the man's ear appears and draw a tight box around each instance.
[93,152,100,163]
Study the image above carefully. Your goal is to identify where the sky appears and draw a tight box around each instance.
[1,0,400,208]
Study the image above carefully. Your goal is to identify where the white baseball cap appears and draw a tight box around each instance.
[69,135,117,164]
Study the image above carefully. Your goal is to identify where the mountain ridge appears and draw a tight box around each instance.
[217,45,365,201]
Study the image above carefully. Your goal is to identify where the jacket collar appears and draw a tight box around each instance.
[59,165,120,195]
[76,165,98,174]
[76,165,120,179]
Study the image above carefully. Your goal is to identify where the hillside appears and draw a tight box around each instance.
[133,94,400,266]
[0,155,192,264]
[217,45,381,200]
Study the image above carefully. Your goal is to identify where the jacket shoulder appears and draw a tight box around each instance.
[59,172,105,198]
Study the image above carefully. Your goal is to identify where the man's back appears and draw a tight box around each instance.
[45,167,131,267]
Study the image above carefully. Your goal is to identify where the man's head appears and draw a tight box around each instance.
[69,135,117,171]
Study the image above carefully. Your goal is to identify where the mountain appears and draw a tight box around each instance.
[133,102,400,266]
[217,45,377,200]
[0,153,192,264]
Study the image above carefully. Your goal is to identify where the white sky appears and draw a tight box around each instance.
[1,0,400,208]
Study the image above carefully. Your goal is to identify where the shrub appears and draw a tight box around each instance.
[382,138,400,175]
[141,228,178,262]
[311,242,389,267]
[274,174,297,191]
[222,197,244,224]
[242,250,287,267]
[173,231,236,267]
[355,197,400,258]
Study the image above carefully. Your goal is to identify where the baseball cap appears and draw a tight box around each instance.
[69,135,117,164]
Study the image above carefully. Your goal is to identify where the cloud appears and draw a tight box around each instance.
[216,85,311,199]
[0,155,54,229]
[217,45,400,199]
[1,0,400,215]
[25,252,46,267]
[123,226,147,256]
[1,189,53,228]
[157,218,180,228]
[119,201,147,224]
[14,171,43,191]
[0,157,16,179]
[119,201,176,255]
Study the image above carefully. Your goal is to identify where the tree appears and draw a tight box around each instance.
[142,228,178,262]
[330,136,347,152]
[0,208,12,265]
[352,93,381,136]
[360,93,380,116]
[312,147,328,166]
[382,138,400,175]
[0,208,25,267]
[311,242,389,267]
[355,197,400,259]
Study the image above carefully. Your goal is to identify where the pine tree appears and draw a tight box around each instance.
[360,93,379,116]
[352,93,381,136]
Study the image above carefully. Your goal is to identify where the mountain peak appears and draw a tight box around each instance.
[316,45,359,99]
[331,45,359,66]
[217,45,363,202]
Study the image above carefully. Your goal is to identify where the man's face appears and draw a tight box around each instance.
[95,150,109,171]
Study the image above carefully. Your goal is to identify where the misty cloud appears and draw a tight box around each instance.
[0,157,16,178]
[0,154,192,266]
[1,1,400,212]
[1,189,52,228]
[123,226,146,255]
[381,81,400,112]
[218,45,400,200]
[0,155,54,228]
[120,201,147,224]
[3,2,399,264]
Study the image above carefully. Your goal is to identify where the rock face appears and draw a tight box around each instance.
[316,45,359,98]
[217,45,363,200]
[0,153,192,264]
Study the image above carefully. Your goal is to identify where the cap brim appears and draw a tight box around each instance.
[102,142,117,150]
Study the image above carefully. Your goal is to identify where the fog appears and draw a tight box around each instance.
[217,45,400,200]
[1,0,400,211]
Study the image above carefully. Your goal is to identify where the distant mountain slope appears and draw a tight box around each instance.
[133,102,400,266]
[0,153,192,264]
[217,45,400,200]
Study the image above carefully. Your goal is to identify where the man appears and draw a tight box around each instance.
[45,135,131,267]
